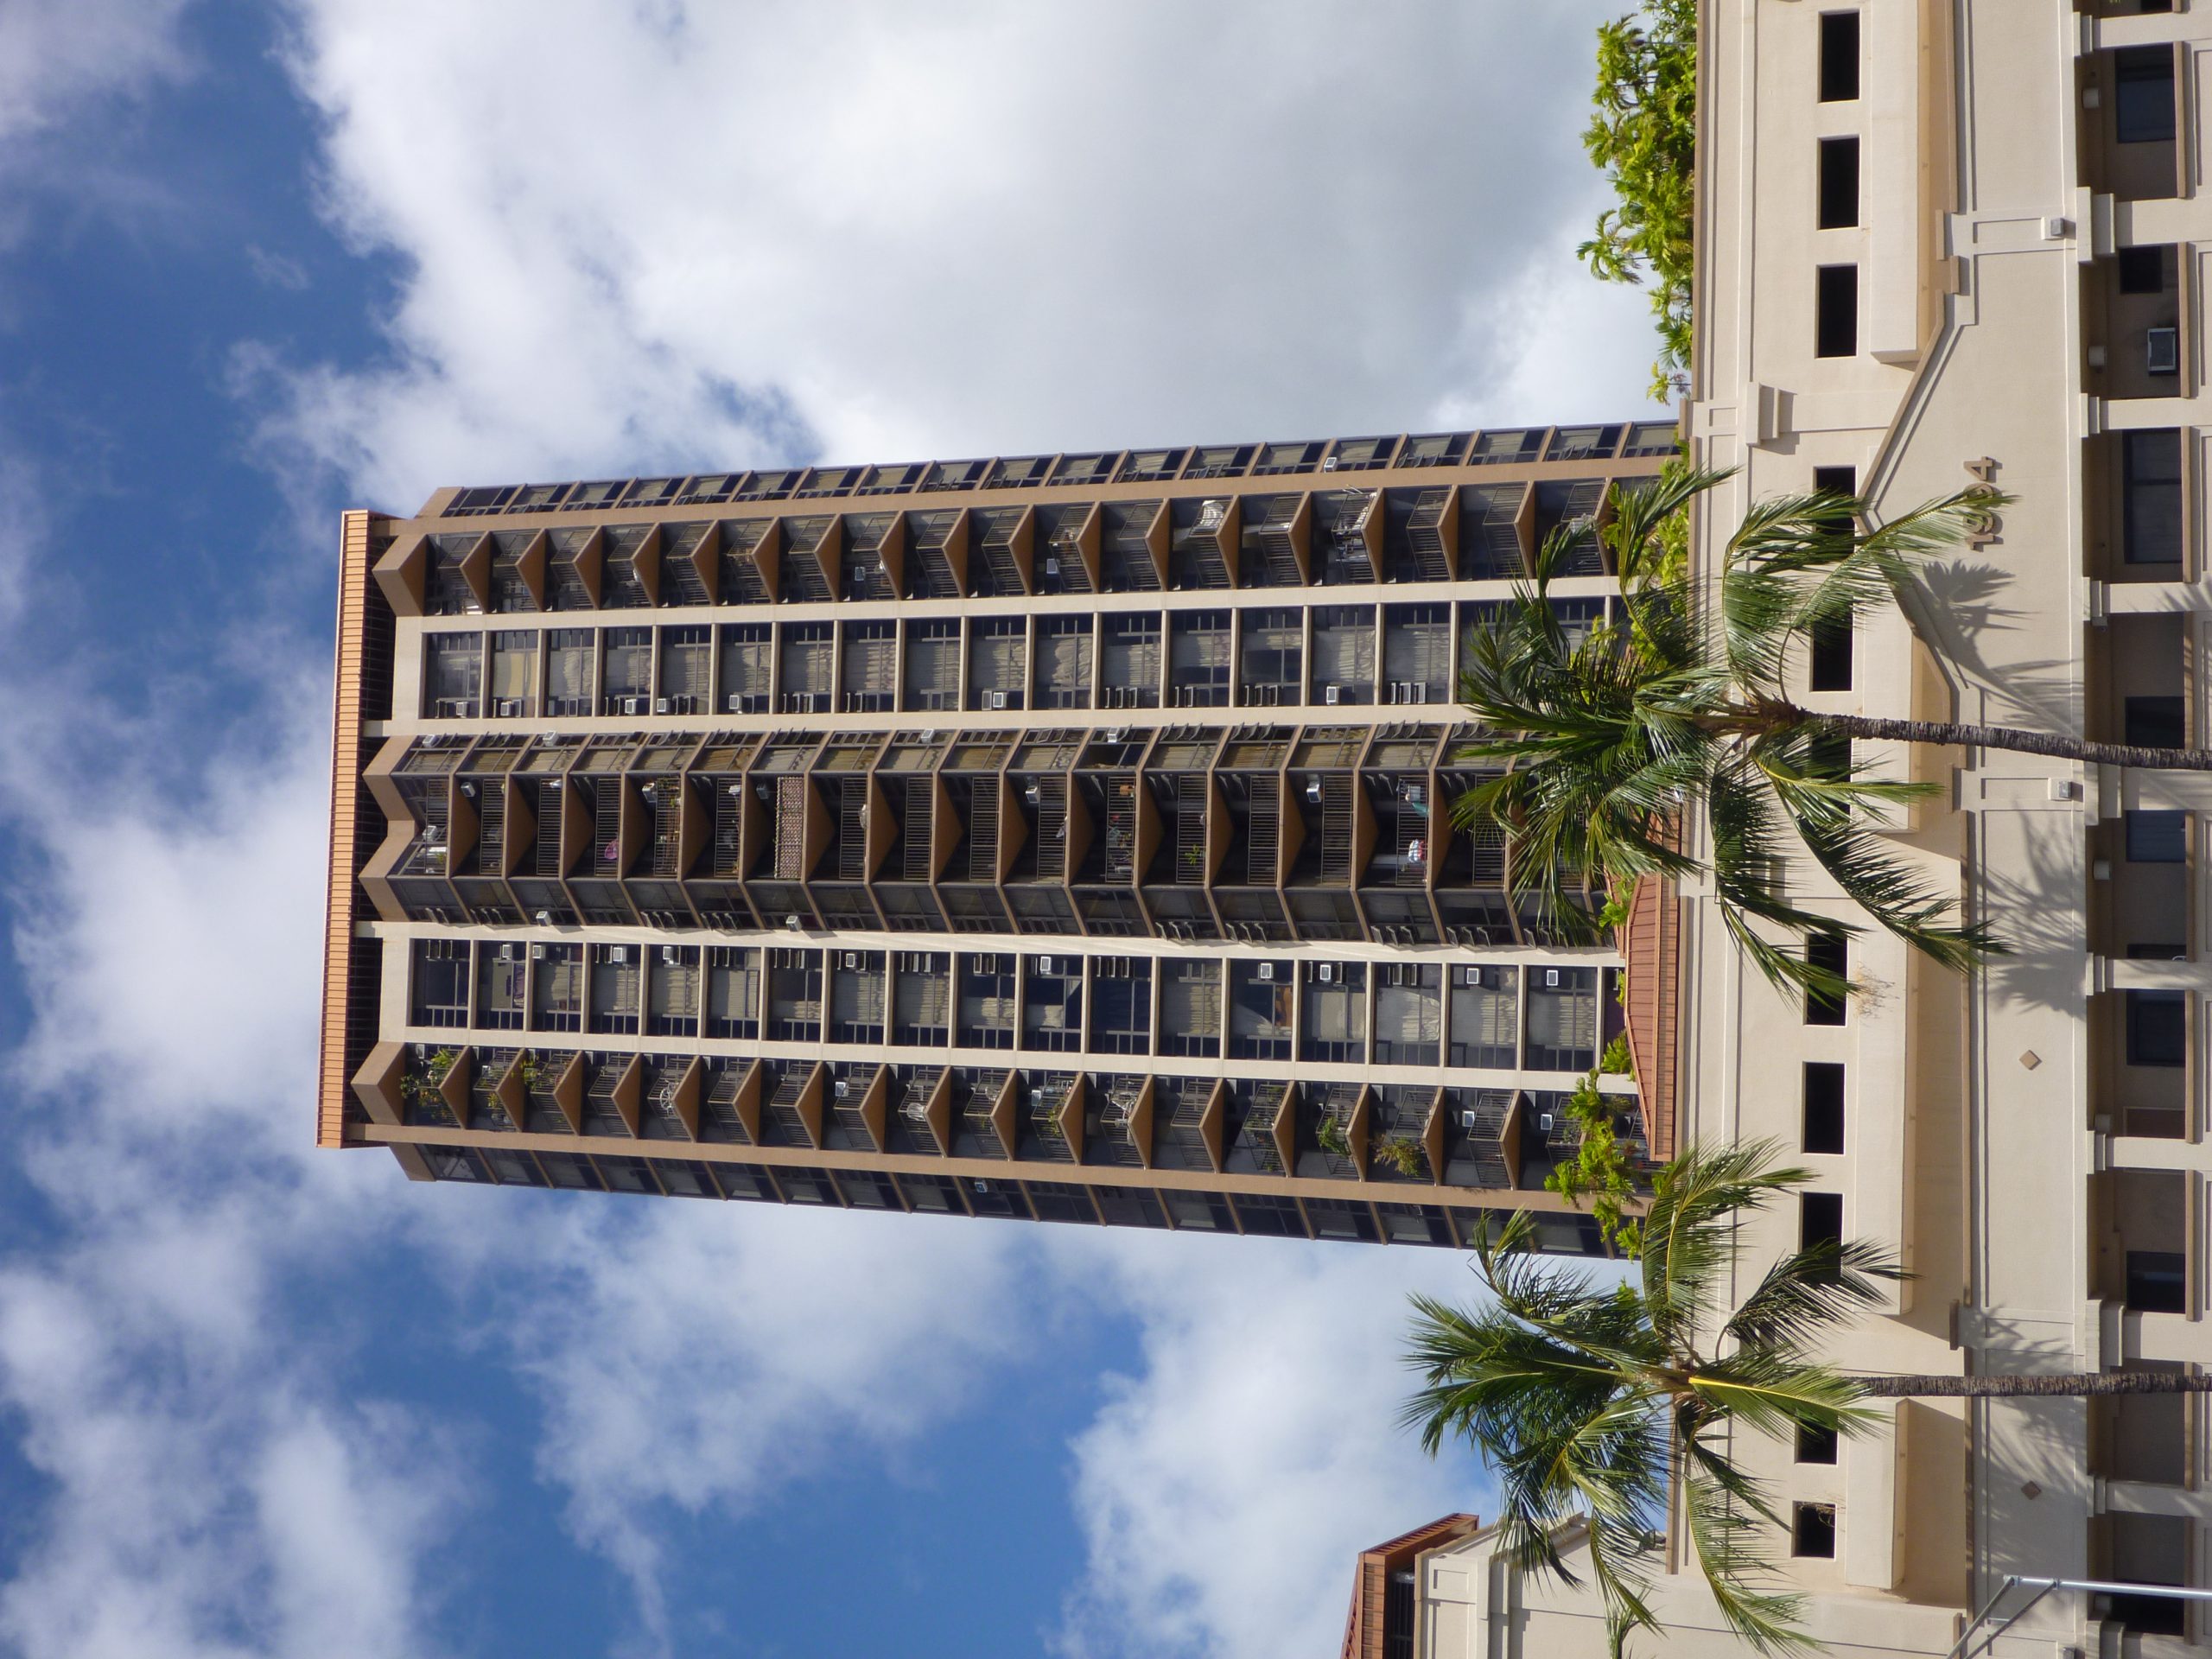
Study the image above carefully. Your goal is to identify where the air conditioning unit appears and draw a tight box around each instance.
[727,693,745,712]
[1537,1112,1557,1135]
[2148,326,2181,376]
[784,914,804,931]
[1306,779,1323,804]
[1044,557,1060,576]
[843,951,860,969]
[654,697,671,714]
[1544,968,1561,988]
[1460,965,1482,988]
[497,944,515,961]
[530,944,547,960]
[1323,684,1340,705]
[1460,1109,1481,1131]
[833,1079,850,1099]
[496,699,523,718]
[988,690,1009,710]
[973,1179,990,1194]
[1038,956,1056,975]
[1316,963,1336,984]
[1255,962,1275,982]
[1321,454,1338,472]
[661,945,677,964]
[607,945,628,964]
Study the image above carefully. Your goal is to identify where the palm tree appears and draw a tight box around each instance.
[1453,466,2212,998]
[1402,1142,2212,1656]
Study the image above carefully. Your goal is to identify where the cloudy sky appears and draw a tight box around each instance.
[0,3,1661,1656]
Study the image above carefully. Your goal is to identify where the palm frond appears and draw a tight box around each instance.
[1722,1237,1908,1358]
[1639,1141,1808,1345]
[1680,1442,1814,1655]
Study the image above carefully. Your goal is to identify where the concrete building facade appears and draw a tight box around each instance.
[319,423,1685,1249]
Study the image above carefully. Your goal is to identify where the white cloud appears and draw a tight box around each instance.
[1046,1230,1491,1659]
[479,1199,1035,1642]
[0,0,193,150]
[254,0,1659,512]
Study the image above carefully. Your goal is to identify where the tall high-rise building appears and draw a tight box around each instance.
[1363,2,2212,1654]
[320,423,1683,1245]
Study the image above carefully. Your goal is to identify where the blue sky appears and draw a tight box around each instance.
[0,3,1661,1656]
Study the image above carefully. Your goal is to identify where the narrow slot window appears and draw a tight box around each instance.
[1818,13,1860,102]
[1815,265,1859,358]
[1802,1062,1846,1154]
[1817,137,1859,229]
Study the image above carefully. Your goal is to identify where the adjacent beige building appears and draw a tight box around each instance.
[1373,0,2212,1652]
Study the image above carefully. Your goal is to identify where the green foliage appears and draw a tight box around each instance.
[1315,1114,1352,1158]
[1543,1071,1645,1258]
[1450,466,2005,1007]
[1600,1033,1634,1076]
[1403,1141,1905,1656]
[1377,1135,1427,1178]
[1580,0,1698,401]
[401,1046,461,1105]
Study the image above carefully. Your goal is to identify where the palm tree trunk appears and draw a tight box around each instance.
[1859,1372,2212,1398]
[1814,714,2212,773]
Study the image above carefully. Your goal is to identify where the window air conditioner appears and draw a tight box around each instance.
[1537,1113,1556,1135]
[497,944,515,961]
[1255,962,1274,982]
[973,1179,990,1194]
[1306,779,1323,804]
[844,952,860,969]
[1044,557,1060,576]
[1321,454,1338,471]
[661,945,677,963]
[1039,957,1055,976]
[1316,963,1335,983]
[1460,965,1481,988]
[988,690,1008,710]
[1323,684,1340,705]
[496,698,522,717]
[608,945,628,963]
[1545,968,1561,988]
[2148,327,2180,376]
[655,698,671,715]
[833,1079,849,1099]
[727,693,745,712]
[624,696,648,715]
[1460,1109,1480,1132]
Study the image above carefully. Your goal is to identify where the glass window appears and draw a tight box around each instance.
[2116,46,2177,144]
[1525,966,1599,1070]
[1804,934,1847,1025]
[487,630,537,717]
[1448,965,1518,1069]
[544,628,594,716]
[1228,960,1294,1059]
[1100,613,1162,709]
[1802,1062,1846,1154]
[2126,810,2188,863]
[706,946,760,1039]
[422,632,483,719]
[410,939,470,1028]
[2127,989,2188,1067]
[2122,430,2183,565]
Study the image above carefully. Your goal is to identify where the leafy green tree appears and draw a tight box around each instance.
[1580,0,1699,400]
[1404,1142,2212,1656]
[1453,467,2212,1003]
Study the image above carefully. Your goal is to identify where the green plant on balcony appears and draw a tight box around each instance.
[1544,1071,1645,1258]
[401,1046,461,1107]
[1315,1114,1352,1158]
[1600,1033,1634,1076]
[1376,1135,1427,1178]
